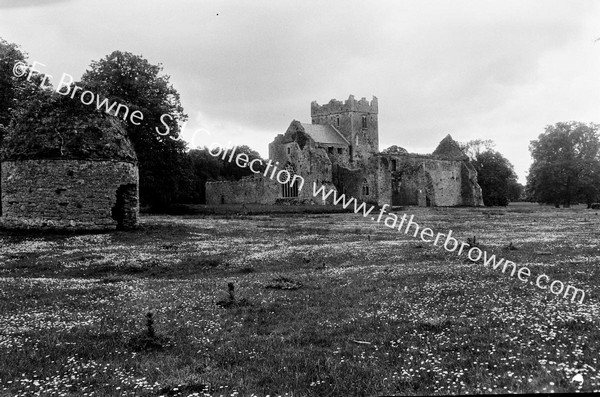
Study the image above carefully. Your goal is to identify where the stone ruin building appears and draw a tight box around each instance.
[206,94,484,207]
[0,113,139,231]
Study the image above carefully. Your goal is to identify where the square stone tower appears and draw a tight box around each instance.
[310,95,378,168]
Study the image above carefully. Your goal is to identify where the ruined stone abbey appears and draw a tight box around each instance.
[206,95,484,207]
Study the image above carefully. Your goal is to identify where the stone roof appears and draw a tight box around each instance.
[300,123,349,146]
[432,134,468,160]
[1,97,137,163]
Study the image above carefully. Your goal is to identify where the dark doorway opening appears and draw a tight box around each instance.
[112,184,138,230]
[0,163,2,217]
[392,179,402,206]
[392,180,419,206]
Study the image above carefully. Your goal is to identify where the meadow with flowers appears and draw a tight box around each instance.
[0,202,599,396]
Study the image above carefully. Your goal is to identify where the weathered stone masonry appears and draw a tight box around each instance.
[1,159,138,230]
[206,174,279,205]
[1,110,140,231]
[377,153,482,207]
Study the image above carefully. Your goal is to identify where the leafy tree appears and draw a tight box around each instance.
[527,122,600,208]
[460,139,495,162]
[461,140,519,206]
[1,37,58,215]
[0,37,52,130]
[507,182,525,202]
[79,51,189,209]
[475,150,519,206]
[0,38,27,129]
[381,145,408,155]
[219,145,265,180]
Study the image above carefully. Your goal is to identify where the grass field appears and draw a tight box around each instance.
[0,202,599,396]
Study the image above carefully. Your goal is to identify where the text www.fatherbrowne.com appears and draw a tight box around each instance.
[210,142,586,304]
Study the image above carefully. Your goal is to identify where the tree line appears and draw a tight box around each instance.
[459,122,600,208]
[2,37,598,208]
[459,139,523,206]
[527,122,600,208]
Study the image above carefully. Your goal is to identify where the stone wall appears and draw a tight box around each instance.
[269,122,337,202]
[460,161,484,206]
[0,159,139,230]
[206,174,280,205]
[332,162,378,205]
[377,154,484,207]
[311,95,378,167]
[311,95,378,117]
[206,123,341,206]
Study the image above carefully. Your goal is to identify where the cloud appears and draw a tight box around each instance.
[0,0,74,9]
[0,0,598,182]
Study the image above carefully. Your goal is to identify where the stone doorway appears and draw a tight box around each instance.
[111,184,138,230]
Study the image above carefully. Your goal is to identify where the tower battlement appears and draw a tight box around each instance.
[311,95,378,117]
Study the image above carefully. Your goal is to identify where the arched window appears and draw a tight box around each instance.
[362,179,370,196]
[362,115,367,129]
[281,163,299,198]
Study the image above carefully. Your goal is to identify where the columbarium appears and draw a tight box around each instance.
[0,107,139,230]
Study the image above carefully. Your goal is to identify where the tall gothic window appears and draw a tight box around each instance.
[282,163,299,198]
[362,115,367,129]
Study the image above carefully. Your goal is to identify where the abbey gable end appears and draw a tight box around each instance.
[206,95,484,207]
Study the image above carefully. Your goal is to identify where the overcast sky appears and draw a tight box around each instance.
[1,0,599,183]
